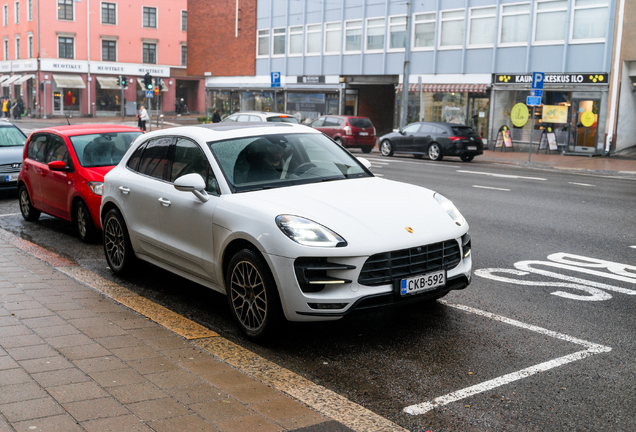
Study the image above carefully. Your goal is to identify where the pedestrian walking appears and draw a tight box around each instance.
[1,98,6,118]
[5,98,11,118]
[212,109,221,123]
[16,99,24,119]
[138,105,150,132]
[175,100,181,116]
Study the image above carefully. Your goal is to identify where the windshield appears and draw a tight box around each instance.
[0,126,27,147]
[348,118,372,128]
[209,132,372,192]
[266,116,299,124]
[70,132,142,167]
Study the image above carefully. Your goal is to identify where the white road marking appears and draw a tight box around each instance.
[374,173,384,177]
[568,182,595,187]
[403,302,611,416]
[369,161,389,165]
[456,170,547,181]
[631,246,636,249]
[618,171,636,175]
[0,213,20,217]
[363,157,460,168]
[472,185,510,191]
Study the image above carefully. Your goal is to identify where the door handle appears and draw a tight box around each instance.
[118,186,130,194]
[158,198,171,207]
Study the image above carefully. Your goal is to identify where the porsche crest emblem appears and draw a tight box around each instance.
[405,227,414,233]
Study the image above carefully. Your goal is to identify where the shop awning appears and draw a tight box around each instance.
[136,77,168,92]
[0,76,10,84]
[13,74,34,85]
[397,83,489,93]
[52,74,86,89]
[1,75,23,87]
[96,76,122,90]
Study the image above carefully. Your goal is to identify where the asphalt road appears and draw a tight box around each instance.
[1,152,635,432]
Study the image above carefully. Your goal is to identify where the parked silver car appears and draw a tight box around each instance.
[0,120,27,190]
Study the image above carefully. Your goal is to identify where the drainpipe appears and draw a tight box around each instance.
[606,0,625,154]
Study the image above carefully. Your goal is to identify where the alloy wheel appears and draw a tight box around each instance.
[230,261,268,331]
[428,144,441,161]
[77,205,87,238]
[104,216,125,269]
[20,190,30,216]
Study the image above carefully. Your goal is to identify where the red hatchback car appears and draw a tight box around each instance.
[309,115,376,153]
[17,125,143,242]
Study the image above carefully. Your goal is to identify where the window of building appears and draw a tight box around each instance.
[57,0,73,20]
[14,36,19,59]
[102,40,116,61]
[306,24,321,55]
[365,17,385,52]
[571,0,608,42]
[143,42,156,63]
[181,10,187,31]
[388,16,407,50]
[499,3,530,46]
[257,29,269,57]
[27,34,32,57]
[3,5,7,26]
[27,0,31,21]
[413,13,436,49]
[181,45,187,66]
[289,25,303,56]
[344,20,362,53]
[14,1,18,24]
[324,22,341,54]
[58,37,74,58]
[440,9,465,48]
[272,27,285,56]
[142,6,156,28]
[534,0,567,44]
[3,39,7,60]
[468,6,496,47]
[101,2,116,24]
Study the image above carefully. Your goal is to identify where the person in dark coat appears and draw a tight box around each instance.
[212,109,221,123]
[5,98,11,118]
[13,99,23,120]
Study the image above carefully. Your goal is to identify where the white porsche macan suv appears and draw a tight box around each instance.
[100,123,472,340]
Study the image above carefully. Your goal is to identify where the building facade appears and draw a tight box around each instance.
[0,0,204,117]
[189,0,616,153]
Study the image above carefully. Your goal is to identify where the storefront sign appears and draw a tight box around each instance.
[287,93,326,112]
[11,59,37,72]
[299,76,324,84]
[494,73,608,85]
[40,59,88,73]
[580,111,595,128]
[542,105,568,124]
[91,62,170,77]
[510,103,529,127]
[0,62,11,73]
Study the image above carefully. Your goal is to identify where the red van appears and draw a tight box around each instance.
[310,115,376,153]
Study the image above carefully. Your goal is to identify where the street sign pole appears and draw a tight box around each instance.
[527,72,544,162]
[528,107,535,162]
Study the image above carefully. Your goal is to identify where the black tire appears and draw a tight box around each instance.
[103,208,137,276]
[226,249,282,341]
[75,201,98,243]
[361,146,373,154]
[427,143,443,161]
[380,140,393,156]
[19,185,40,222]
[460,154,475,162]
[334,137,343,147]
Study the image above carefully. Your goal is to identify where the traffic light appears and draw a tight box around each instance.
[39,82,44,92]
[119,75,127,87]
[143,72,153,90]
[153,86,159,95]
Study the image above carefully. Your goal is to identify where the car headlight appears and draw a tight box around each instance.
[88,181,104,196]
[276,215,347,247]
[434,193,465,226]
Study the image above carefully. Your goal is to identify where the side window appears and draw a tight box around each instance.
[419,124,433,134]
[27,134,48,162]
[171,138,218,194]
[226,115,237,122]
[435,126,447,134]
[323,117,340,127]
[127,142,147,172]
[403,123,420,133]
[338,118,346,126]
[311,117,325,127]
[249,115,262,122]
[237,115,250,122]
[138,137,173,180]
[44,136,71,166]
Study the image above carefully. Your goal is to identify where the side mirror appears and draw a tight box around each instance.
[357,157,372,169]
[174,173,210,202]
[399,129,405,135]
[48,160,68,171]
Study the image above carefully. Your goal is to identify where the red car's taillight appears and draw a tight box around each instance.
[372,127,376,136]
[344,126,352,135]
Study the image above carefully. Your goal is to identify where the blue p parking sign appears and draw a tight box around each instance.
[532,72,544,90]
[271,72,281,88]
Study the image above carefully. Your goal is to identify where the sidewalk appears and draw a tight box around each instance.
[0,230,405,432]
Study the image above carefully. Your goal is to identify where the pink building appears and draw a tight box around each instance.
[0,0,204,117]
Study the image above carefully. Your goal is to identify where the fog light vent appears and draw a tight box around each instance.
[294,258,355,293]
[307,303,348,310]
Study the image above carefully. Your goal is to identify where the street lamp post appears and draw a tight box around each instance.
[399,1,413,129]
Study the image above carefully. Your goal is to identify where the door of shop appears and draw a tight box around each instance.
[569,99,599,154]
[467,96,489,143]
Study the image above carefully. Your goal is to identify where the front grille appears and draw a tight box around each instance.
[358,240,461,286]
[0,164,20,174]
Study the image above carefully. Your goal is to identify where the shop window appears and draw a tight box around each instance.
[58,37,74,59]
[257,29,269,57]
[571,0,608,42]
[143,6,156,28]
[468,6,496,47]
[439,9,465,48]
[143,43,156,64]
[534,0,567,44]
[102,40,116,61]
[96,84,121,112]
[365,18,385,52]
[272,28,285,56]
[181,45,187,66]
[344,20,362,53]
[324,22,341,55]
[102,2,116,25]
[388,16,406,50]
[181,10,187,31]
[57,0,73,21]
[413,13,435,49]
[306,24,321,55]
[240,91,275,113]
[289,25,303,56]
[499,3,530,46]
